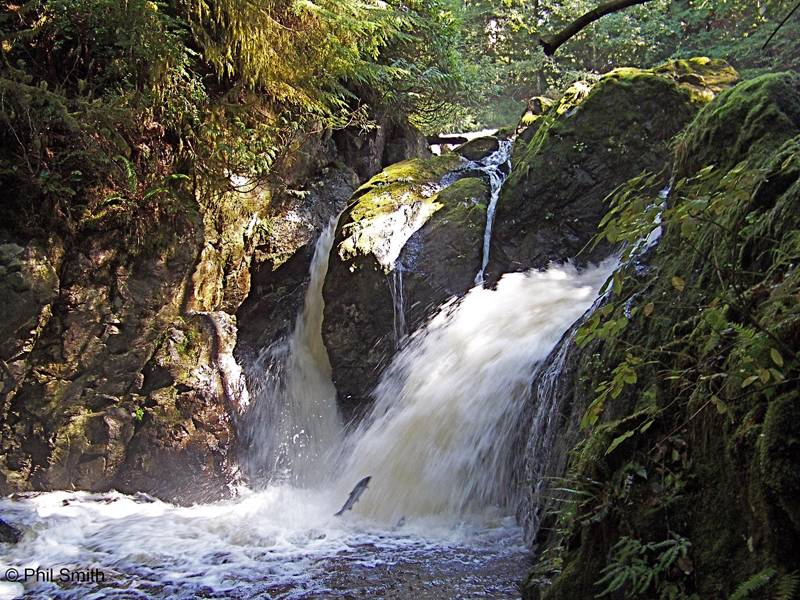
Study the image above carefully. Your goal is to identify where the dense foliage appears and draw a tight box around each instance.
[0,0,467,238]
[457,0,800,127]
[1,0,798,236]
[525,72,800,600]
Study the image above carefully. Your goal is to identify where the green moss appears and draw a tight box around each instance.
[604,58,740,104]
[430,177,489,233]
[495,126,514,140]
[529,70,800,600]
[338,154,462,263]
[676,71,800,176]
[653,57,741,96]
[437,177,488,206]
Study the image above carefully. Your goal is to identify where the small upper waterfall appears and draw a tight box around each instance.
[390,266,408,346]
[238,221,342,487]
[438,139,512,286]
[474,140,512,285]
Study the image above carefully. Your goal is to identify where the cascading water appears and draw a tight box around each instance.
[438,139,512,286]
[238,221,342,486]
[473,140,512,285]
[389,267,408,346]
[0,141,613,600]
[334,260,616,523]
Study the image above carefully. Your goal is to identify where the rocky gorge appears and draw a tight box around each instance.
[2,55,800,600]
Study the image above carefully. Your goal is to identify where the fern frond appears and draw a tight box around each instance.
[730,569,778,600]
[775,572,800,600]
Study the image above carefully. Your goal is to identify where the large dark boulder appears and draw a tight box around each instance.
[486,58,740,284]
[321,156,490,414]
[455,136,501,162]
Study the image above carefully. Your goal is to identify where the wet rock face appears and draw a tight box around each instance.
[235,166,360,360]
[486,58,740,284]
[0,229,233,501]
[333,116,433,181]
[0,518,21,544]
[321,155,490,413]
[114,312,243,504]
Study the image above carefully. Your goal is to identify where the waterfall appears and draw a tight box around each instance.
[437,140,512,286]
[517,332,581,543]
[334,259,616,523]
[0,167,619,600]
[238,221,342,487]
[474,140,512,285]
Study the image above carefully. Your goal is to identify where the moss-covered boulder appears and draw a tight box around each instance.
[676,71,800,176]
[486,58,739,284]
[455,136,501,161]
[322,157,489,413]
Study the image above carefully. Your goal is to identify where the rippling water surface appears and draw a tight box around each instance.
[0,489,528,600]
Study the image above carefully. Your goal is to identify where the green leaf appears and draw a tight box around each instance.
[680,217,697,235]
[671,276,685,292]
[612,271,623,295]
[769,368,784,382]
[606,430,634,454]
[770,348,784,368]
[741,375,759,388]
[711,395,728,414]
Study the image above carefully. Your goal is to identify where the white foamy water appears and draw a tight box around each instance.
[335,259,617,523]
[0,489,526,599]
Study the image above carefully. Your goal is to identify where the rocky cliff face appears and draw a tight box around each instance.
[0,228,206,500]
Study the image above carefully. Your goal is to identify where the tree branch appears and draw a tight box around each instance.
[539,0,655,56]
[763,0,800,49]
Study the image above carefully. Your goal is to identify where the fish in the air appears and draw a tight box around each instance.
[334,476,371,517]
